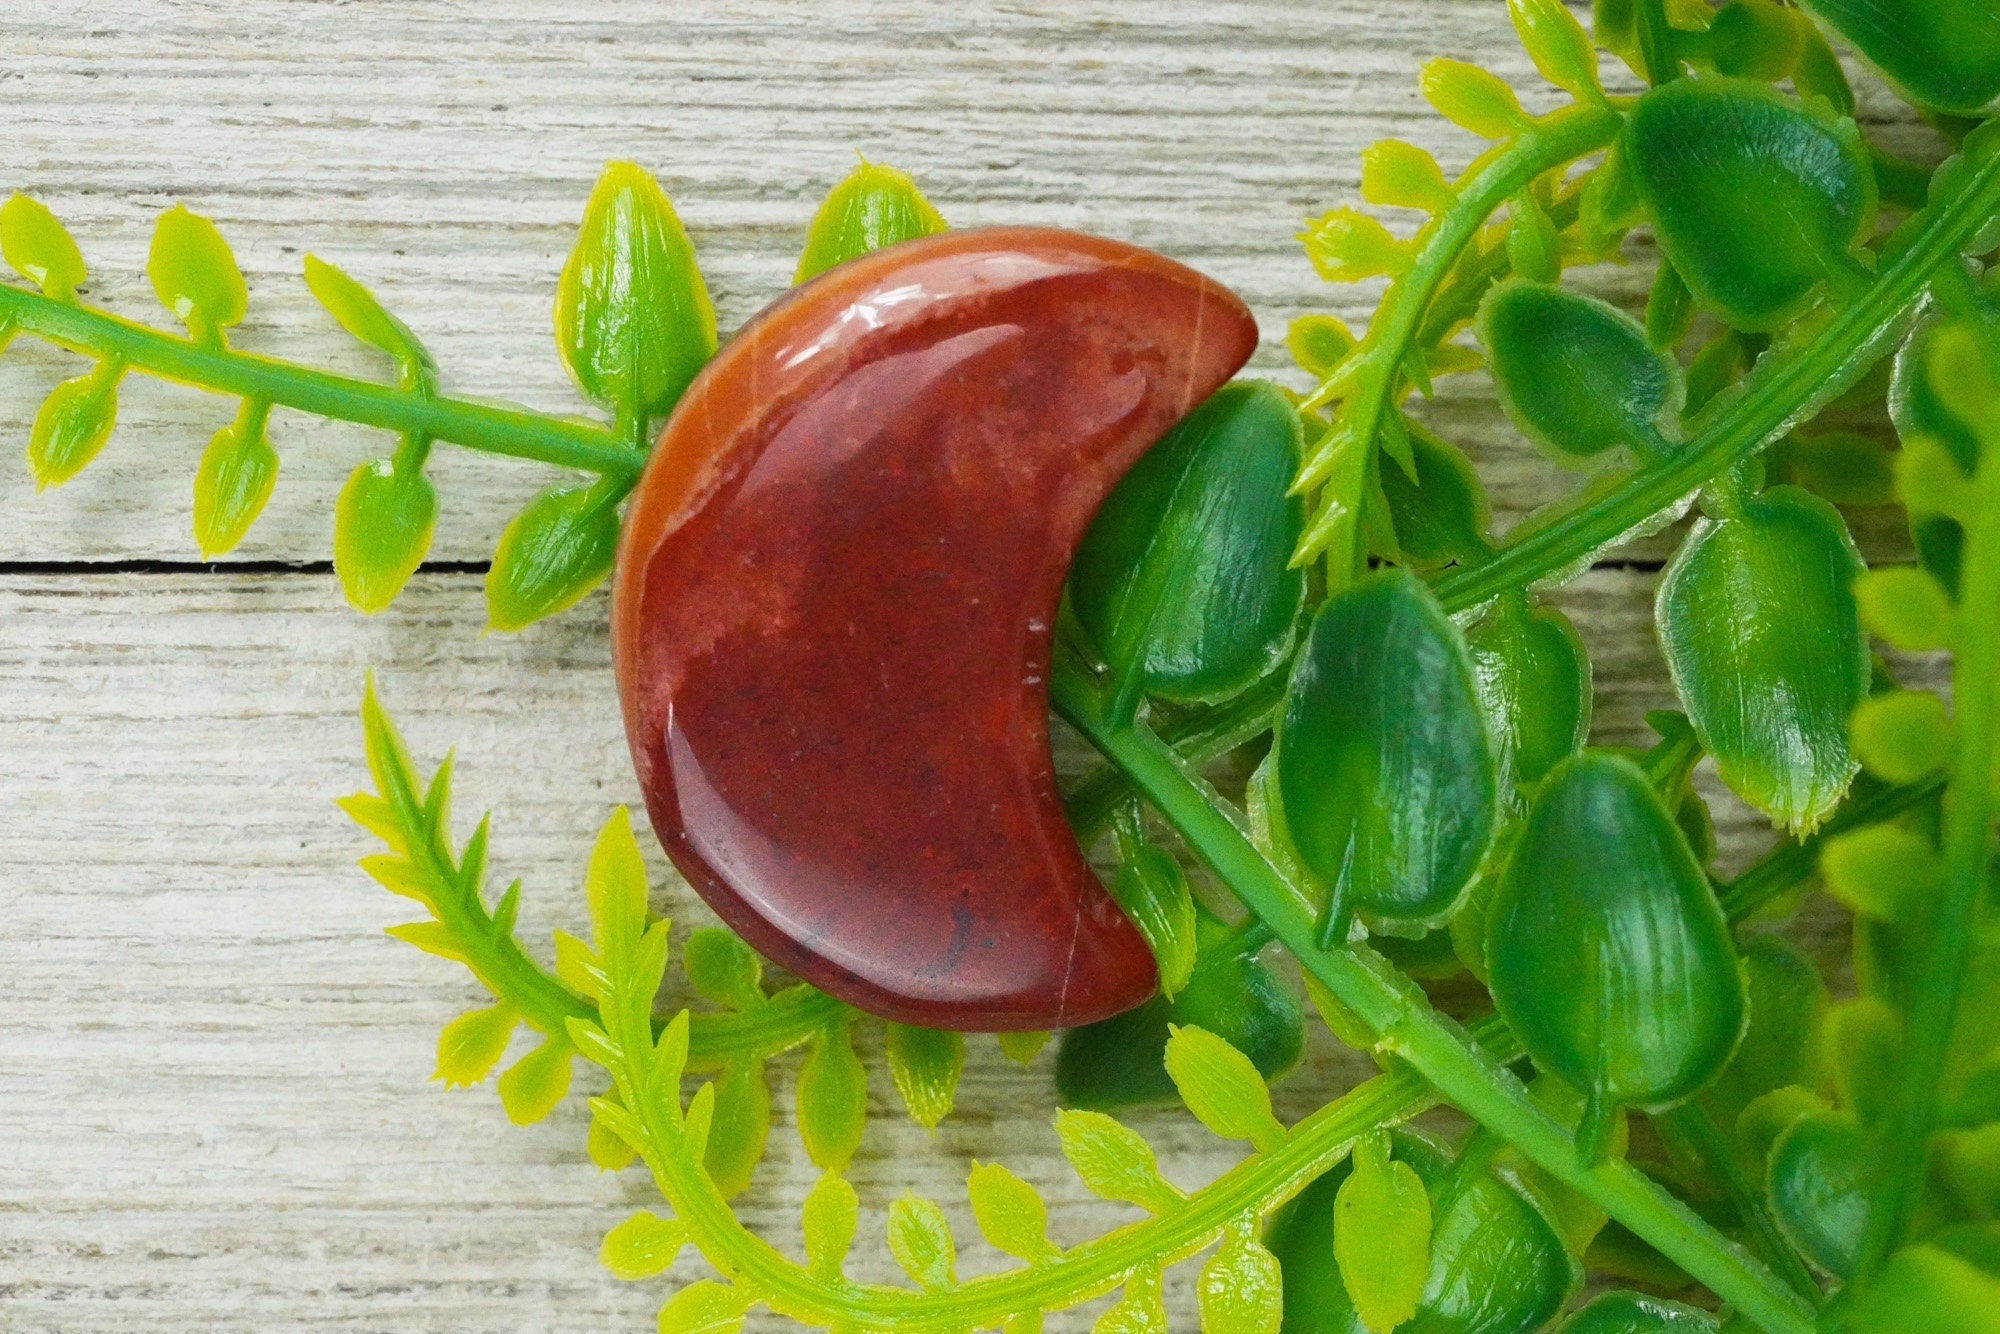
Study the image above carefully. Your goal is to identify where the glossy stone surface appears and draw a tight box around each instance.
[613,227,1257,1029]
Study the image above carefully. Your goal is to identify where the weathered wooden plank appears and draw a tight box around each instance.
[0,568,1916,1329]
[0,0,1932,565]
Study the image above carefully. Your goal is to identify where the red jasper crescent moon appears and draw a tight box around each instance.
[613,227,1258,1030]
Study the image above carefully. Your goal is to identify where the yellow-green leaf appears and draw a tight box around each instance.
[496,1034,573,1125]
[967,1161,1057,1264]
[886,1193,956,1291]
[584,805,651,951]
[1095,1264,1168,1334]
[1361,140,1454,214]
[385,918,465,962]
[147,203,247,342]
[1420,58,1530,138]
[601,1208,687,1281]
[588,1094,640,1171]
[1856,565,1957,651]
[28,360,121,489]
[1334,1133,1432,1333]
[303,253,432,377]
[703,1059,770,1198]
[333,456,436,614]
[795,159,947,284]
[192,401,278,558]
[682,927,765,1012]
[485,480,623,631]
[1510,0,1603,100]
[1821,825,1941,923]
[1198,1225,1284,1334]
[1054,1109,1182,1214]
[997,1030,1049,1065]
[802,1170,859,1280]
[1,193,86,298]
[655,1280,752,1334]
[1851,689,1954,784]
[885,1022,964,1131]
[796,1020,867,1172]
[1165,1025,1287,1153]
[433,1002,517,1086]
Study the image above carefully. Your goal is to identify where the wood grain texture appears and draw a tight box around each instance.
[0,3,1944,1330]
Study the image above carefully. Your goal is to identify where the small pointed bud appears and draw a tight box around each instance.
[0,193,87,300]
[192,399,278,557]
[1360,139,1455,214]
[1298,208,1414,282]
[795,160,947,283]
[334,453,438,614]
[28,357,122,489]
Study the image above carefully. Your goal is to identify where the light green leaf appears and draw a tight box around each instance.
[1104,842,1199,999]
[655,1280,753,1334]
[1851,689,1954,783]
[997,1030,1049,1065]
[1334,1133,1432,1333]
[600,1208,687,1281]
[333,456,436,614]
[588,1094,640,1171]
[496,1033,573,1125]
[1094,1264,1168,1334]
[146,203,246,343]
[682,927,766,1012]
[28,359,122,489]
[302,253,433,377]
[485,480,623,631]
[192,400,278,558]
[1820,824,1941,922]
[885,1023,964,1131]
[795,160,947,284]
[1,193,86,298]
[680,1079,716,1165]
[1287,313,1357,379]
[1054,1110,1182,1215]
[1840,1228,2000,1333]
[584,805,652,952]
[1420,58,1530,138]
[1163,1025,1286,1153]
[1361,140,1454,214]
[1855,564,1957,651]
[802,1170,859,1280]
[967,1161,1057,1264]
[886,1193,957,1291]
[1510,0,1603,100]
[433,1002,517,1086]
[552,929,604,1002]
[1197,1226,1283,1334]
[796,1020,867,1172]
[703,1059,770,1198]
[555,160,715,422]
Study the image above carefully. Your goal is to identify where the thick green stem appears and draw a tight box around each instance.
[0,281,642,478]
[1856,449,2000,1276]
[1433,138,2000,614]
[1656,1101,1822,1303]
[1052,663,1816,1334]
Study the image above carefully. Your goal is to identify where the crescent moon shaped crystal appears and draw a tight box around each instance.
[613,227,1258,1030]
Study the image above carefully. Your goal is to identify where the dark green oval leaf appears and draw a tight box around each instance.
[1467,591,1592,796]
[1488,751,1746,1158]
[1768,1110,1869,1279]
[1481,279,1680,465]
[1801,0,2000,114]
[1626,77,1873,331]
[1561,1291,1719,1333]
[1070,380,1306,705]
[1699,933,1826,1136]
[1657,486,1868,834]
[1277,568,1496,934]
[1378,419,1493,570]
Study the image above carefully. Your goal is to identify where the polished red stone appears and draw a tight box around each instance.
[612,227,1258,1030]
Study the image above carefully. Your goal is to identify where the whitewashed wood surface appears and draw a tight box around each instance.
[0,4,1932,1331]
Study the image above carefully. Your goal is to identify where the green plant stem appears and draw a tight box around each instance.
[1052,662,1816,1334]
[1718,776,1947,922]
[1655,1101,1822,1303]
[1856,447,2000,1277]
[0,280,643,478]
[1433,136,2000,614]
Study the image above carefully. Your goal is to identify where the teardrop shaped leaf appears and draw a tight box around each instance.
[801,1170,859,1280]
[433,1002,518,1087]
[0,193,86,299]
[1333,1133,1432,1333]
[1839,1229,2000,1334]
[496,1033,573,1125]
[1800,0,2000,114]
[1625,77,1873,331]
[334,456,438,614]
[795,1020,867,1173]
[1163,1024,1286,1152]
[1657,486,1867,833]
[1561,1291,1719,1333]
[1056,914,1301,1111]
[147,203,247,342]
[1488,752,1746,1152]
[795,160,947,283]
[303,253,433,377]
[1106,840,1198,999]
[1699,933,1825,1136]
[555,160,715,422]
[1054,1109,1181,1214]
[886,1193,956,1290]
[192,403,278,558]
[485,480,623,631]
[1198,1226,1284,1334]
[600,1208,688,1281]
[1096,1265,1168,1334]
[703,1059,770,1197]
[1481,279,1680,465]
[1276,569,1496,934]
[27,359,121,489]
[967,1161,1057,1264]
[1467,591,1592,796]
[884,1022,964,1131]
[1377,419,1492,570]
[1069,381,1306,706]
[1767,1110,1869,1279]
[682,927,765,1012]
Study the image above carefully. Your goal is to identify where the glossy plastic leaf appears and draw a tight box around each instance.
[1363,140,1454,214]
[1055,1109,1182,1214]
[884,1022,963,1131]
[1657,487,1868,833]
[1105,841,1198,999]
[1507,190,1561,286]
[1481,279,1679,465]
[1561,1291,1719,1332]
[433,1002,517,1087]
[496,1033,573,1125]
[0,193,86,298]
[1377,420,1492,570]
[1488,752,1746,1160]
[1300,208,1413,282]
[192,401,278,558]
[1851,689,1953,783]
[796,1021,867,1173]
[1276,569,1496,936]
[334,456,438,614]
[1510,0,1603,100]
[147,203,247,342]
[27,359,121,489]
[682,927,765,1012]
[303,254,432,376]
[1625,77,1873,331]
[998,1030,1049,1065]
[1199,1226,1284,1334]
[1069,381,1305,706]
[600,1208,687,1281]
[555,160,715,421]
[1097,1265,1168,1334]
[1467,591,1591,797]
[1700,933,1825,1134]
[1801,0,2000,114]
[1767,1110,1869,1279]
[703,1059,770,1197]
[801,1171,859,1279]
[656,1280,752,1334]
[1421,58,1530,138]
[795,160,947,283]
[1334,1133,1432,1332]
[1164,1024,1286,1152]
[967,1161,1057,1263]
[1288,313,1357,379]
[1055,918,1301,1111]
[886,1193,956,1291]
